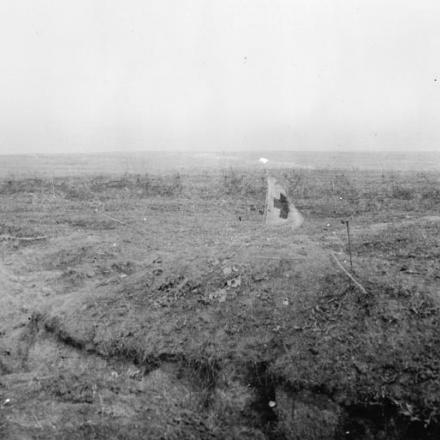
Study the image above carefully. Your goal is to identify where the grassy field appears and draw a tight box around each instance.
[0,166,440,439]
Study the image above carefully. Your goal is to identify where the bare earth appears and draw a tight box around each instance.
[1,168,440,439]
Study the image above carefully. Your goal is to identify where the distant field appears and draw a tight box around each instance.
[1,150,440,178]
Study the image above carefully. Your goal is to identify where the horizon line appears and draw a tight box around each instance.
[0,149,438,157]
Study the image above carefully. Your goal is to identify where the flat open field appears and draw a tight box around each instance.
[1,150,440,178]
[1,165,440,439]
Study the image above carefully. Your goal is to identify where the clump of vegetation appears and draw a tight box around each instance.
[221,168,266,198]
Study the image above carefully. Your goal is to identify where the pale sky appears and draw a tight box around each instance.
[1,0,440,154]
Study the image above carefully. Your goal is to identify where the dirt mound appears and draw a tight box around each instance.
[29,244,440,439]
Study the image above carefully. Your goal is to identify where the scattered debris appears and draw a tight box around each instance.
[208,288,230,302]
[252,273,267,282]
[223,266,233,277]
[227,276,241,288]
[208,257,220,266]
[127,367,142,380]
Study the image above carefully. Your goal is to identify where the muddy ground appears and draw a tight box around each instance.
[0,169,440,439]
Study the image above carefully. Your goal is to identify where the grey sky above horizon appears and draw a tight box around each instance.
[1,0,440,154]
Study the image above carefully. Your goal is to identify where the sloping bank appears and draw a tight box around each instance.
[36,252,440,440]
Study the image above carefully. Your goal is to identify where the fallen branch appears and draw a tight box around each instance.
[0,235,47,241]
[255,256,303,260]
[96,210,148,237]
[330,252,368,295]
[31,412,43,429]
[99,212,127,225]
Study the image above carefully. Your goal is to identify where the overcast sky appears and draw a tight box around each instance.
[0,0,439,154]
